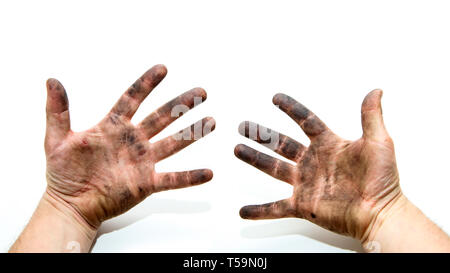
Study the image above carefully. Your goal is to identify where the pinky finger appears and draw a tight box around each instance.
[239,199,299,220]
[153,169,213,192]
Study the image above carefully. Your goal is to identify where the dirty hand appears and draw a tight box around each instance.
[45,64,215,229]
[235,90,401,241]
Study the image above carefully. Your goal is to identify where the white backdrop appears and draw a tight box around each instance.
[1,0,449,252]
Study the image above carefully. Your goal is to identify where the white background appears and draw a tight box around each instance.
[0,0,449,253]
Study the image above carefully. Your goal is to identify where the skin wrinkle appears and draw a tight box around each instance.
[278,136,301,162]
[44,64,215,228]
[185,171,193,186]
[274,161,293,184]
[141,110,161,135]
[45,188,99,231]
[119,189,133,210]
[292,144,306,162]
[236,90,401,240]
[272,160,281,181]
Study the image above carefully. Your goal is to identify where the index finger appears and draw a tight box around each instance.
[273,93,329,139]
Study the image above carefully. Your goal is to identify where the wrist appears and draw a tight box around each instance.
[361,193,411,252]
[361,193,450,253]
[43,188,98,240]
[361,192,409,250]
[9,190,98,252]
[41,190,98,251]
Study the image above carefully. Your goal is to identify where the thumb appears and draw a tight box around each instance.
[45,78,71,150]
[361,89,388,141]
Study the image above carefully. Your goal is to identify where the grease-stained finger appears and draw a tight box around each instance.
[239,199,298,220]
[45,78,71,150]
[110,64,167,118]
[153,169,213,192]
[152,117,216,162]
[361,89,388,141]
[273,93,329,139]
[138,87,207,139]
[238,121,306,162]
[234,144,296,184]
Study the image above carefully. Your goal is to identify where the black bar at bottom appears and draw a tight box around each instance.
[2,253,447,272]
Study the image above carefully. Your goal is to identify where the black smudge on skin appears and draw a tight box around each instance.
[120,129,137,146]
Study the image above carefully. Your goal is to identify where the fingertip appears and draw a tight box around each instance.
[237,121,249,136]
[45,78,68,113]
[153,64,168,76]
[204,116,216,131]
[192,87,207,101]
[234,144,244,157]
[272,93,285,105]
[373,88,383,96]
[370,89,383,102]
[234,144,252,161]
[46,78,55,89]
[239,206,252,219]
[146,64,168,85]
[204,169,213,181]
[191,169,213,184]
[362,89,383,112]
[46,78,62,91]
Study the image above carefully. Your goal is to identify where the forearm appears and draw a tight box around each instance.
[9,190,97,253]
[363,194,450,253]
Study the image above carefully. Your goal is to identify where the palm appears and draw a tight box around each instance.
[235,90,400,240]
[45,65,215,228]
